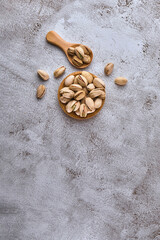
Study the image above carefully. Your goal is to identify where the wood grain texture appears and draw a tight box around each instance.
[58,71,105,120]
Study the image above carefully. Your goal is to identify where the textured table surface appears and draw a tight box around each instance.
[0,0,160,239]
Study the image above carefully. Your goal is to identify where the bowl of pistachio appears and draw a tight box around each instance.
[58,71,106,120]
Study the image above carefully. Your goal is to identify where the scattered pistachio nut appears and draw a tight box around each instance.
[77,75,88,87]
[37,85,46,99]
[93,78,105,89]
[115,77,128,86]
[54,66,66,78]
[94,98,102,109]
[85,97,95,111]
[82,71,93,83]
[67,47,75,56]
[104,63,114,76]
[72,56,83,67]
[69,84,82,91]
[83,55,91,64]
[74,90,85,100]
[79,104,88,118]
[75,46,84,59]
[65,75,74,86]
[37,70,49,81]
[87,83,95,91]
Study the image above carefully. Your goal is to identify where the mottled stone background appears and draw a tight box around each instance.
[0,0,160,239]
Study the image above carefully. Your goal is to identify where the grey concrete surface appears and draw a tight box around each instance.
[0,0,160,239]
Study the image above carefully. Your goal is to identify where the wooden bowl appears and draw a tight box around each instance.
[58,72,105,120]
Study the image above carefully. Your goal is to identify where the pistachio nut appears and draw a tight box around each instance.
[83,87,88,95]
[77,75,88,87]
[69,84,82,91]
[60,96,70,104]
[72,56,83,67]
[85,97,95,111]
[87,107,95,114]
[74,75,79,84]
[82,71,93,83]
[99,91,106,99]
[87,83,95,91]
[80,45,92,55]
[94,98,102,109]
[79,104,88,118]
[104,63,114,76]
[75,46,84,59]
[93,78,105,88]
[54,66,66,78]
[66,100,80,113]
[37,70,49,81]
[37,85,46,99]
[74,90,85,100]
[60,87,71,95]
[83,55,91,64]
[67,47,75,56]
[64,75,74,86]
[89,89,104,98]
[115,77,128,86]
[63,90,74,99]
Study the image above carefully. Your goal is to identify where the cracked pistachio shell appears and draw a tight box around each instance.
[89,89,104,98]
[37,70,49,81]
[104,63,114,76]
[75,109,80,116]
[67,47,75,56]
[94,98,102,109]
[77,75,88,87]
[60,87,71,94]
[79,104,88,118]
[93,78,105,88]
[69,84,82,91]
[75,46,84,59]
[87,83,95,91]
[82,71,93,83]
[87,107,95,114]
[66,100,77,113]
[99,91,106,99]
[74,90,85,100]
[64,75,74,86]
[80,45,92,55]
[37,85,46,99]
[74,75,79,84]
[83,55,91,64]
[60,96,70,104]
[83,87,88,95]
[54,66,66,78]
[85,97,95,111]
[63,90,74,99]
[72,56,83,67]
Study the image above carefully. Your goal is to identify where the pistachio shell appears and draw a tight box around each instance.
[74,90,85,100]
[87,107,95,114]
[83,55,91,64]
[89,89,104,98]
[77,75,88,87]
[79,104,87,118]
[80,45,92,55]
[37,85,46,99]
[69,84,82,91]
[60,87,71,94]
[93,78,105,88]
[87,83,95,91]
[74,75,79,84]
[104,63,114,76]
[75,46,84,59]
[73,101,80,112]
[82,71,93,83]
[83,87,88,95]
[64,75,74,86]
[54,66,66,78]
[37,70,49,81]
[85,97,95,111]
[60,96,70,104]
[72,56,83,67]
[63,90,74,99]
[66,100,77,113]
[94,98,102,109]
[67,47,75,56]
[99,91,106,99]
[115,77,128,86]
[75,109,80,116]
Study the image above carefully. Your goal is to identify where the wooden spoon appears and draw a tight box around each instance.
[58,71,105,120]
[46,31,93,69]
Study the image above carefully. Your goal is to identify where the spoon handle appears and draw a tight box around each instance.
[46,31,72,52]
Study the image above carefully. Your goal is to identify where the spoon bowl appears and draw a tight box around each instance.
[46,31,93,69]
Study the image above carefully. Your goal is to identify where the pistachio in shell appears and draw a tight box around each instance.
[37,70,49,81]
[77,75,88,87]
[93,78,105,89]
[37,85,46,99]
[83,55,91,64]
[104,63,114,76]
[94,98,102,109]
[87,83,95,91]
[69,84,82,92]
[79,103,88,118]
[72,56,83,67]
[74,90,85,101]
[80,45,92,55]
[85,97,95,111]
[75,46,84,59]
[67,47,75,56]
[54,66,66,78]
[82,71,93,84]
[64,75,74,86]
[60,96,70,104]
[60,87,71,95]
[89,89,104,99]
